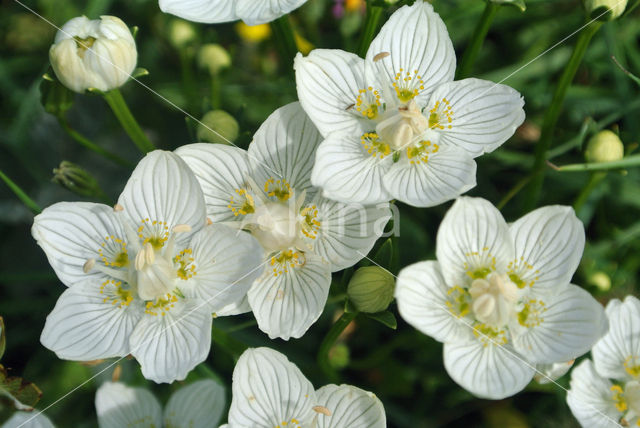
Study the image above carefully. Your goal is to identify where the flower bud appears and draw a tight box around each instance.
[198,44,231,75]
[585,130,624,163]
[588,271,612,291]
[347,266,395,313]
[584,0,628,20]
[197,110,240,145]
[169,19,197,49]
[49,16,137,93]
[235,23,271,43]
[52,161,102,197]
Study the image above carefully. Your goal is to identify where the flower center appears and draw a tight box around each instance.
[375,99,428,151]
[468,273,519,328]
[392,68,425,103]
[427,98,454,130]
[74,36,96,59]
[250,201,301,254]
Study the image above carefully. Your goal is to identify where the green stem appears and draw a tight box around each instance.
[317,311,358,380]
[210,74,221,110]
[456,2,500,79]
[558,154,640,171]
[179,49,199,114]
[524,21,603,211]
[103,89,155,154]
[270,15,298,67]
[357,4,384,57]
[573,172,607,213]
[0,169,41,214]
[57,117,132,168]
[211,324,248,360]
[496,173,535,211]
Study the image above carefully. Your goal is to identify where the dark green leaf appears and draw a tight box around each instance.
[366,310,397,330]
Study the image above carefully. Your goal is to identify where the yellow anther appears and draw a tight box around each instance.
[360,132,391,159]
[406,140,439,165]
[428,98,454,130]
[264,178,292,202]
[300,205,321,240]
[229,188,255,216]
[313,406,332,416]
[270,250,305,276]
[354,87,382,119]
[373,51,390,62]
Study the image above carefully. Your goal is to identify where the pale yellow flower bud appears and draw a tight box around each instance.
[49,16,137,93]
[197,110,239,145]
[584,0,628,20]
[585,130,624,163]
[198,44,231,75]
[169,19,197,48]
[347,266,395,313]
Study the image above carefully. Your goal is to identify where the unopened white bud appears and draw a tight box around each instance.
[585,130,624,163]
[49,16,137,93]
[584,0,628,20]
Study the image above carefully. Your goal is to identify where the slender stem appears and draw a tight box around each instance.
[211,324,248,360]
[317,311,358,380]
[0,169,41,214]
[57,117,132,168]
[573,172,607,213]
[210,74,221,110]
[270,15,298,67]
[496,173,536,211]
[524,21,603,211]
[456,2,500,79]
[179,49,199,114]
[357,4,384,57]
[103,89,155,154]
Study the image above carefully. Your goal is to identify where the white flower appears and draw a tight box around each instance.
[50,16,137,93]
[1,412,54,428]
[567,296,640,427]
[159,0,308,25]
[32,151,264,383]
[395,197,607,399]
[95,379,225,428]
[224,347,386,427]
[294,1,525,208]
[177,102,391,340]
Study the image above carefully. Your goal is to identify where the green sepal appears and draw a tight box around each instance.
[344,299,358,314]
[0,365,42,412]
[365,310,397,330]
[131,26,139,39]
[40,72,74,116]
[372,238,393,271]
[131,67,149,80]
[490,0,526,11]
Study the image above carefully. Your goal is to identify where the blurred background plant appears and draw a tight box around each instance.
[0,0,639,426]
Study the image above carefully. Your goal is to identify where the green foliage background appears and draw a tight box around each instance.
[0,0,639,426]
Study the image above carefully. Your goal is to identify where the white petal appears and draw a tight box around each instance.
[294,50,370,138]
[176,143,251,223]
[248,253,331,340]
[129,298,212,383]
[248,102,320,194]
[179,225,265,313]
[214,295,252,317]
[228,347,316,427]
[40,281,143,361]
[509,205,585,293]
[1,411,55,428]
[236,0,308,25]
[592,295,640,381]
[310,133,393,205]
[365,0,455,106]
[118,150,206,243]
[567,359,622,428]
[425,78,525,156]
[443,339,535,399]
[159,0,236,24]
[534,360,575,384]
[314,384,386,428]
[384,145,477,208]
[313,198,390,271]
[436,197,514,288]
[95,382,162,428]
[511,284,607,364]
[396,261,472,343]
[31,202,124,287]
[164,379,226,428]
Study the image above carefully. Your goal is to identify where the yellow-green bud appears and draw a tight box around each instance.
[585,130,624,163]
[52,161,102,197]
[584,0,628,20]
[197,110,239,145]
[588,271,611,291]
[328,343,350,369]
[169,19,197,49]
[347,266,395,313]
[198,44,231,75]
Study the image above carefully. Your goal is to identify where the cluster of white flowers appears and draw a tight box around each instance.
[23,0,636,426]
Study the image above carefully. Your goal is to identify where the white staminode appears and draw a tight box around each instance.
[295,0,525,208]
[395,197,608,399]
[49,16,137,93]
[95,379,225,428]
[159,0,308,25]
[567,296,640,428]
[33,151,264,383]
[177,102,391,340]
[223,347,386,427]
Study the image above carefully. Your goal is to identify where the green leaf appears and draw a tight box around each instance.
[366,310,397,330]
[372,238,393,270]
[130,67,149,80]
[39,72,74,117]
[490,0,526,12]
[0,365,42,411]
[0,317,4,361]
